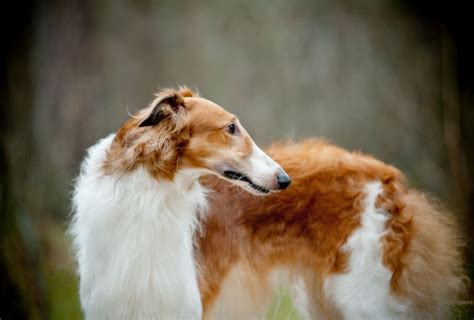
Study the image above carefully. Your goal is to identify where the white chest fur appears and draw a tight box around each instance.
[71,135,207,319]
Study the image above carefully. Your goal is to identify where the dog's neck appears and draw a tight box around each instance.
[74,137,208,318]
[108,165,208,234]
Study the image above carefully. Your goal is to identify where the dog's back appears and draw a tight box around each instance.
[198,139,465,319]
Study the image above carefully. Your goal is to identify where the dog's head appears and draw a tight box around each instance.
[104,87,290,195]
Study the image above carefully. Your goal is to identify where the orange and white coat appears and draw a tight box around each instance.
[198,139,465,319]
[70,87,290,319]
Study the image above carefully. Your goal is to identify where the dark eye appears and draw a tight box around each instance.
[227,123,236,135]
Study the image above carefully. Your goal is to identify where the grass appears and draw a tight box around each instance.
[267,289,301,320]
[46,269,81,320]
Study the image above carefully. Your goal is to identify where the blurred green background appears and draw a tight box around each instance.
[1,0,473,319]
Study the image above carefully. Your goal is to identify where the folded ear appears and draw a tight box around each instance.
[139,89,186,127]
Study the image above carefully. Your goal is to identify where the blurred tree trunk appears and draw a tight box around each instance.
[0,1,48,319]
[440,28,472,253]
[406,1,474,296]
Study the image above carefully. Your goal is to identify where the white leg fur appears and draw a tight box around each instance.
[209,265,309,320]
[207,262,274,319]
[324,181,410,319]
[71,134,207,319]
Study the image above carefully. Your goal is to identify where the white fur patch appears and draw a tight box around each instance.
[71,134,207,319]
[324,181,409,319]
[207,262,273,319]
[248,143,282,188]
[208,265,309,320]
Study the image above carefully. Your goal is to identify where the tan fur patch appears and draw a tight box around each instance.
[102,87,255,182]
[197,139,465,318]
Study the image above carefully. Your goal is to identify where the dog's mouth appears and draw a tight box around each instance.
[223,170,270,194]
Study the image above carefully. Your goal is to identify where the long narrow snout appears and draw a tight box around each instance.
[248,143,291,192]
[223,143,291,195]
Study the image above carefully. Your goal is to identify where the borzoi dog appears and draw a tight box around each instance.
[70,87,291,319]
[198,139,465,319]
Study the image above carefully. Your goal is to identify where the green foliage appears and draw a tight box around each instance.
[452,303,474,320]
[267,289,301,320]
[47,269,81,320]
[452,262,474,319]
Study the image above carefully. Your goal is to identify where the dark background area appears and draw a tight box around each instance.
[1,1,473,318]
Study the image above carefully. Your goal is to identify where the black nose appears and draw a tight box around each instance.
[277,172,291,190]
